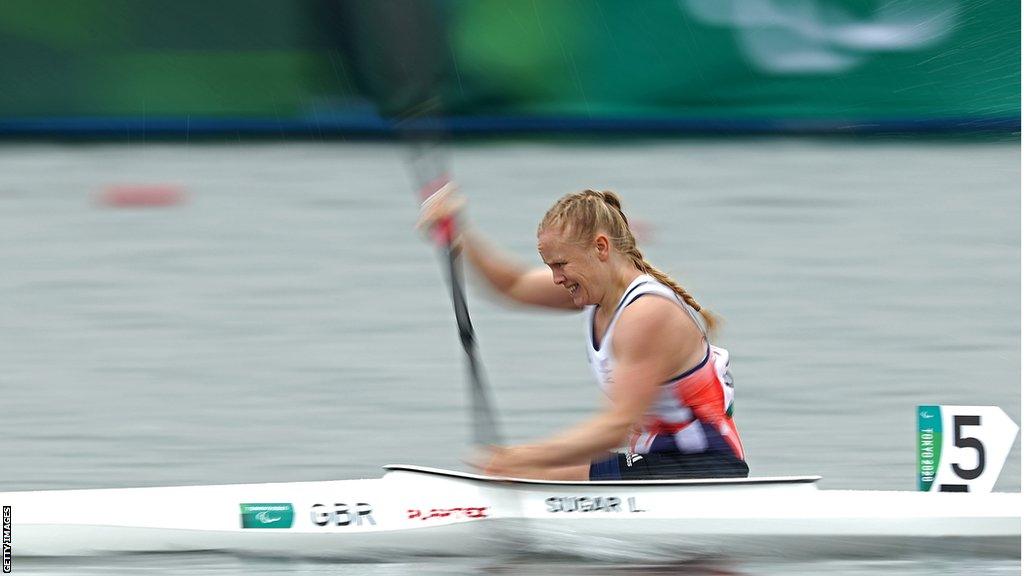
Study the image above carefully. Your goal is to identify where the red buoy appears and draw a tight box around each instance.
[98,185,186,208]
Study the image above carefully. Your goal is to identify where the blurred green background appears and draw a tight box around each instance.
[0,0,1018,134]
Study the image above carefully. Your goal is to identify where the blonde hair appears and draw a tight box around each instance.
[538,189,719,336]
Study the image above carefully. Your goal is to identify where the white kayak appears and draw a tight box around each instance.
[2,465,1019,560]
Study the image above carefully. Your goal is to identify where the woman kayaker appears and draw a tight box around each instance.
[419,188,746,480]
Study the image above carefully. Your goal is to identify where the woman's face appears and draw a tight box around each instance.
[537,227,605,307]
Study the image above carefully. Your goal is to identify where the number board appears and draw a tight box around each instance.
[918,405,1019,493]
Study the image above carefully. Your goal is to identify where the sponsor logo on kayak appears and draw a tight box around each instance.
[310,503,376,527]
[407,507,488,521]
[545,496,645,513]
[239,503,294,529]
[2,505,10,574]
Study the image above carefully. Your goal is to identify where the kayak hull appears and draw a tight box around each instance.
[4,466,1020,559]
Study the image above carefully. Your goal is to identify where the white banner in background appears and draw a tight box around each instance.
[682,0,958,74]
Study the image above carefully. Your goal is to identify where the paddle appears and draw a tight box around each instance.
[343,0,502,448]
[412,146,504,448]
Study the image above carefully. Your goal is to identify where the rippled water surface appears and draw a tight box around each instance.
[0,140,1019,574]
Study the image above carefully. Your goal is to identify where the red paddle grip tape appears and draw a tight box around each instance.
[420,174,456,247]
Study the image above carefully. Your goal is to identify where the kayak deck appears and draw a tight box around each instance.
[383,464,822,485]
[2,465,1019,559]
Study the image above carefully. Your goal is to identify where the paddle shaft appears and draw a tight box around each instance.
[417,168,503,447]
[444,240,503,447]
[344,1,502,447]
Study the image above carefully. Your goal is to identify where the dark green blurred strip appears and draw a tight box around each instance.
[0,0,1017,131]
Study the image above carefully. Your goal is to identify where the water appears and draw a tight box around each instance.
[0,140,1019,574]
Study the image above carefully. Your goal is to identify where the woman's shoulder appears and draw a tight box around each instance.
[612,296,702,361]
[616,295,692,336]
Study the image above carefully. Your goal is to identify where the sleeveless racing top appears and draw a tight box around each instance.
[584,275,744,459]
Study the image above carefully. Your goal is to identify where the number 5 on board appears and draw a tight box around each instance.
[918,405,1019,492]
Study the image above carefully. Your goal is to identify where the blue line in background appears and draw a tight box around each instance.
[0,115,1017,136]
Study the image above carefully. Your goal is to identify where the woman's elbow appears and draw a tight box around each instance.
[603,414,636,445]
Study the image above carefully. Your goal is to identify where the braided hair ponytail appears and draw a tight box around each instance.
[539,190,719,336]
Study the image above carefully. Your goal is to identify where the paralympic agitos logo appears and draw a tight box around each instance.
[239,503,294,529]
